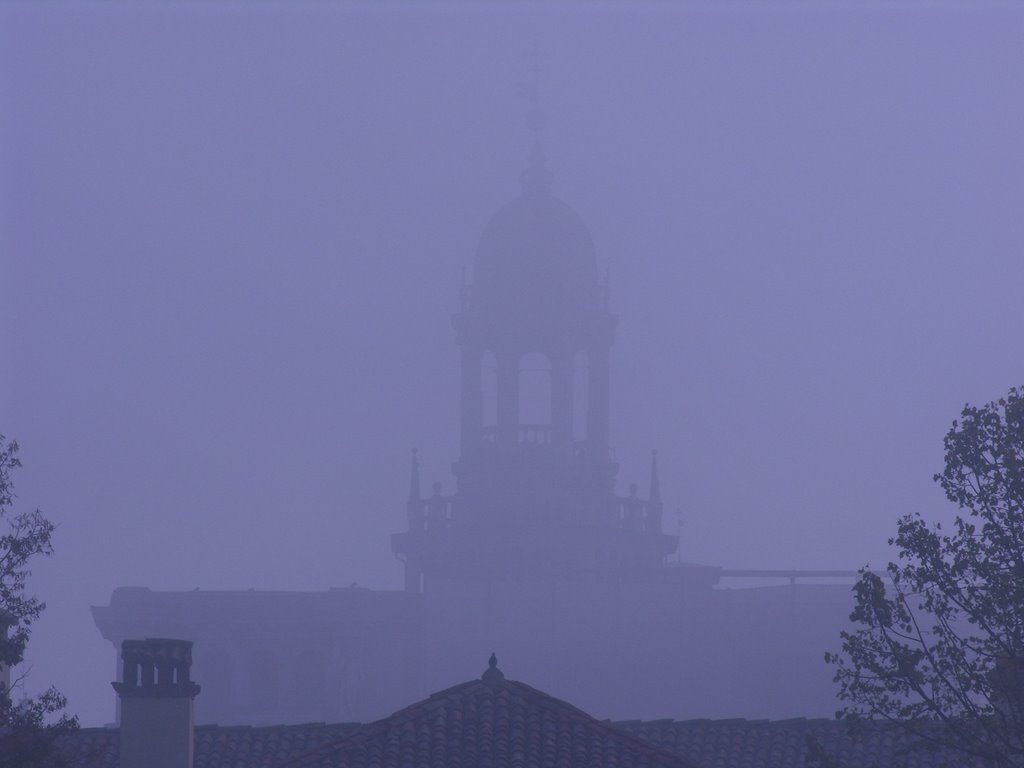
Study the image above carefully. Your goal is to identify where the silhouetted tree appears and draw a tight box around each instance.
[827,388,1024,768]
[0,435,77,768]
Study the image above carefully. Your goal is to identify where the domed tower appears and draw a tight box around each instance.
[393,145,676,593]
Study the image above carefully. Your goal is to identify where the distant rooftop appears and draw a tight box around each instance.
[60,656,983,768]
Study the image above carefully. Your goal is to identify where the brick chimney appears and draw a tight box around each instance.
[112,638,200,768]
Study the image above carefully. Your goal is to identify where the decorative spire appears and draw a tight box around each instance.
[649,450,661,504]
[520,141,552,197]
[519,37,544,141]
[408,449,421,505]
[482,652,505,684]
[517,40,551,198]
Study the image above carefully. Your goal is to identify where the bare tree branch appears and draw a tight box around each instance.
[827,388,1024,768]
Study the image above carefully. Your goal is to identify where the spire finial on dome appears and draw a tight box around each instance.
[407,448,420,504]
[516,38,551,197]
[519,37,545,139]
[650,449,661,504]
[520,141,552,197]
[482,652,505,683]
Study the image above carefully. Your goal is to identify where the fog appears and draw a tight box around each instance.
[1,0,1022,727]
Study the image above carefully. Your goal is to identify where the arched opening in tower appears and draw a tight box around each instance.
[518,352,552,427]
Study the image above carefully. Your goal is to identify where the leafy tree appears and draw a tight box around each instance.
[827,387,1024,767]
[0,435,77,768]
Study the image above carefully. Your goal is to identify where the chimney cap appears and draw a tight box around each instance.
[114,638,200,699]
[121,637,193,655]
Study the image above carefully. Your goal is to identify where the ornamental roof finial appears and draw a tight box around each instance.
[482,652,505,684]
[517,39,551,197]
[650,449,661,504]
[407,448,421,504]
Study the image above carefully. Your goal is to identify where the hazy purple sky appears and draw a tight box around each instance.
[1,0,1022,726]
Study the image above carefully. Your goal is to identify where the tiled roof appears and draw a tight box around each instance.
[618,717,988,768]
[279,656,693,768]
[59,715,985,768]
[59,668,987,768]
[59,721,361,768]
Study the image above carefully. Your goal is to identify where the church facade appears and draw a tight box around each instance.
[93,146,854,727]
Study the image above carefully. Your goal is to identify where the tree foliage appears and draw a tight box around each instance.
[827,388,1024,767]
[0,435,77,768]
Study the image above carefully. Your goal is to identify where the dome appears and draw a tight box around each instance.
[472,146,599,321]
